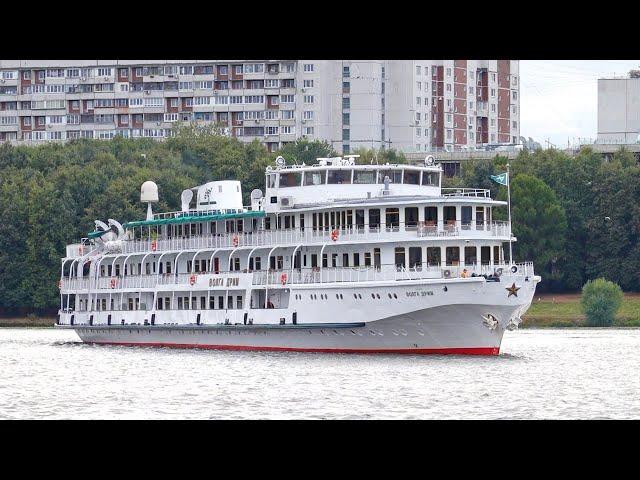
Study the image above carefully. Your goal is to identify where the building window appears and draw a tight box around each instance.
[343,66,350,77]
[342,129,350,141]
[416,65,421,75]
[303,79,314,88]
[303,63,314,72]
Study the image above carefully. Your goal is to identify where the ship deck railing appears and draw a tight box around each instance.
[60,262,534,292]
[72,221,510,257]
[252,262,534,286]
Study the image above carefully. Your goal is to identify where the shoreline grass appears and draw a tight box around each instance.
[522,293,640,327]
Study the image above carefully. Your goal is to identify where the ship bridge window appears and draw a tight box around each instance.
[327,169,351,184]
[427,247,441,266]
[353,170,376,184]
[303,170,326,186]
[404,170,420,185]
[279,171,302,187]
[377,169,402,184]
[422,171,439,186]
[267,174,277,188]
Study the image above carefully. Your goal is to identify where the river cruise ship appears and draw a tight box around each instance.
[56,155,540,355]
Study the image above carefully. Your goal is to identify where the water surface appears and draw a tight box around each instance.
[1,328,638,419]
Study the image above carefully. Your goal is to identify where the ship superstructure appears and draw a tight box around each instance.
[56,155,540,354]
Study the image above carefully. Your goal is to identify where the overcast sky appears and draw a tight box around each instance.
[520,60,640,147]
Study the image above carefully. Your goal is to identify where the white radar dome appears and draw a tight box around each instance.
[251,189,263,200]
[141,181,159,203]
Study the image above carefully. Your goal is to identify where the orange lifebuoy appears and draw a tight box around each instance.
[232,235,239,247]
[151,240,157,251]
[280,273,288,285]
[189,274,197,286]
[110,278,117,289]
[331,229,339,242]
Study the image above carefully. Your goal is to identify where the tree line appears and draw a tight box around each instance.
[0,125,636,314]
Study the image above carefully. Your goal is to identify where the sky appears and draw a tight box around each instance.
[520,60,640,148]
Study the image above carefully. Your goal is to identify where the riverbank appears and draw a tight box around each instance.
[522,293,640,327]
[0,316,56,328]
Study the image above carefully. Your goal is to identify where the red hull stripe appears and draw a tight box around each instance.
[88,342,500,356]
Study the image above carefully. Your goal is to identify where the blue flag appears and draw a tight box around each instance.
[490,172,508,186]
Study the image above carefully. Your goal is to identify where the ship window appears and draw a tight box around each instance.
[364,252,371,266]
[355,209,365,230]
[444,206,457,225]
[462,206,472,228]
[343,253,349,267]
[353,253,360,267]
[405,207,419,228]
[209,296,215,309]
[237,297,243,309]
[303,170,326,186]
[395,247,406,268]
[219,296,224,309]
[165,298,170,310]
[267,174,277,188]
[228,296,234,309]
[465,246,477,266]
[157,298,163,310]
[353,170,376,184]
[481,246,491,265]
[369,209,381,230]
[425,206,438,225]
[386,208,400,230]
[427,247,441,266]
[446,247,460,266]
[279,172,301,188]
[200,297,206,309]
[377,169,402,184]
[409,247,422,268]
[327,169,351,184]
[404,170,420,185]
[177,297,183,310]
[422,172,439,186]
[331,253,338,267]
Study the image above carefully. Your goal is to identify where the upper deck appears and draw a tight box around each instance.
[263,156,444,213]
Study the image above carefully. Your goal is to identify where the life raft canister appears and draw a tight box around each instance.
[151,240,157,251]
[232,235,239,247]
[110,278,117,289]
[280,272,288,285]
[331,229,339,242]
[189,274,197,286]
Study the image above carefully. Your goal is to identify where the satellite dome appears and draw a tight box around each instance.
[141,181,159,203]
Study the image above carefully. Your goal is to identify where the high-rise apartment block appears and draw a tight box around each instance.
[0,60,519,153]
[598,73,640,144]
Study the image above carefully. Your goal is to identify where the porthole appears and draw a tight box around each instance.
[358,294,362,299]
[353,293,358,299]
[371,293,375,299]
[339,294,343,299]
[388,293,392,299]
[393,293,398,299]
[336,293,340,299]
[376,294,380,299]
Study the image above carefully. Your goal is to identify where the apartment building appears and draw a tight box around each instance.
[597,73,640,144]
[0,60,519,153]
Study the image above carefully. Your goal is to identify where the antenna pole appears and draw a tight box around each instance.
[507,163,513,266]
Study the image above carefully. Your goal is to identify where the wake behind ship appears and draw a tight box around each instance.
[56,155,540,354]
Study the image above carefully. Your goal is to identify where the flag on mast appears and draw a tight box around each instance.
[490,172,509,186]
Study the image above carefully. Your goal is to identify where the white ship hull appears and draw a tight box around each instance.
[57,273,538,355]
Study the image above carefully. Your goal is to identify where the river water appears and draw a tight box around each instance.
[1,327,638,419]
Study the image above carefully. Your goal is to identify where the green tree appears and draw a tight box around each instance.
[506,174,568,290]
[581,278,623,326]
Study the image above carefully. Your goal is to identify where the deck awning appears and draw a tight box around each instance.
[121,210,265,229]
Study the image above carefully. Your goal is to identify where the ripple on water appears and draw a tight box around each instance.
[1,327,639,419]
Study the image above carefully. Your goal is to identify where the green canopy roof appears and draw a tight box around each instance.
[122,210,265,229]
[87,229,109,239]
